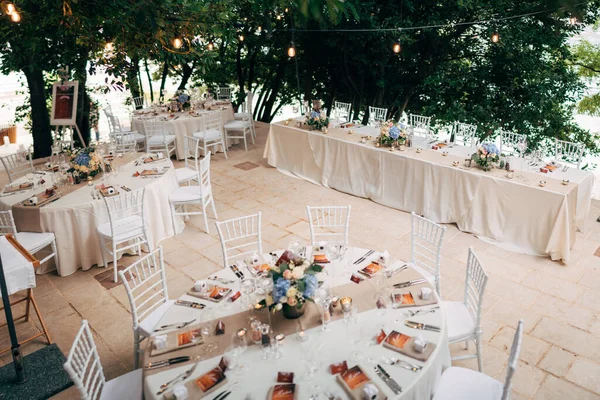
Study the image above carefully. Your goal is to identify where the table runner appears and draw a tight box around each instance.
[144,266,434,377]
[265,122,584,261]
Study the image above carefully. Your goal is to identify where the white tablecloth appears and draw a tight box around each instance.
[0,235,36,297]
[0,156,184,276]
[143,247,450,400]
[132,107,235,160]
[264,122,594,262]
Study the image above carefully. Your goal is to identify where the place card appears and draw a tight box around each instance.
[330,361,348,375]
[186,284,232,303]
[268,384,298,400]
[313,254,330,264]
[194,367,226,392]
[277,372,294,383]
[390,290,437,308]
[383,330,436,362]
[359,262,383,278]
[336,365,385,400]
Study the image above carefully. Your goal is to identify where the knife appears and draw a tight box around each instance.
[392,265,408,275]
[393,278,427,288]
[405,320,441,332]
[146,356,190,370]
[175,299,206,309]
[377,364,402,393]
[213,391,231,400]
[353,250,374,265]
[374,365,401,394]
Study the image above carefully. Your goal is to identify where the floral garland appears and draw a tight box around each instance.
[378,119,407,146]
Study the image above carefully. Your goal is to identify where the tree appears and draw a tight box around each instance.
[572,37,600,116]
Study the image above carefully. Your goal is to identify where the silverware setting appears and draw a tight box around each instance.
[154,318,196,332]
[212,390,232,400]
[156,361,199,395]
[0,190,27,197]
[175,299,206,309]
[562,165,569,172]
[393,278,427,288]
[374,364,402,394]
[207,276,235,284]
[392,265,408,276]
[383,356,423,372]
[145,356,190,370]
[407,306,440,317]
[405,320,441,332]
[353,249,374,265]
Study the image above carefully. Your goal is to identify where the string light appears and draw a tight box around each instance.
[491,31,500,43]
[105,42,114,52]
[392,42,401,53]
[276,15,282,20]
[285,8,289,13]
[287,43,296,57]
[207,42,214,50]
[172,36,183,49]
[5,2,15,14]
[569,16,577,25]
[258,26,262,32]
[10,11,20,22]
[239,34,244,42]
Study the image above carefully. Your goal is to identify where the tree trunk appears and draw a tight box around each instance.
[177,63,194,91]
[235,43,245,106]
[126,56,141,99]
[159,59,169,102]
[259,57,287,122]
[23,67,52,158]
[144,59,154,102]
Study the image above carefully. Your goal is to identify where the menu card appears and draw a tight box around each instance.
[335,365,385,400]
[268,384,298,400]
[195,367,226,392]
[359,262,382,278]
[187,284,232,303]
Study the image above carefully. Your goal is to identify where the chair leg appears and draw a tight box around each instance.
[249,128,255,145]
[171,203,178,234]
[133,330,141,369]
[50,239,59,272]
[475,334,483,372]
[465,340,469,350]
[29,290,52,345]
[202,201,210,234]
[222,141,228,159]
[99,238,108,268]
[243,134,248,151]
[210,197,218,220]
[24,289,32,322]
[112,242,118,283]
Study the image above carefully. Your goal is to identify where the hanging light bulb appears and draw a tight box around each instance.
[207,42,214,50]
[6,3,15,14]
[105,42,114,52]
[239,34,244,42]
[569,16,577,25]
[287,43,296,58]
[257,26,262,33]
[10,11,20,22]
[491,31,500,43]
[276,15,282,20]
[172,36,183,49]
[392,42,401,54]
[285,7,289,12]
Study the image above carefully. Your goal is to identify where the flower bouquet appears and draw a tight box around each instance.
[378,120,407,147]
[305,100,329,131]
[175,90,191,110]
[471,143,500,171]
[68,147,102,178]
[269,250,324,319]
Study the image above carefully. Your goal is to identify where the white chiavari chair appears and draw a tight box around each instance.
[555,138,584,169]
[408,113,432,138]
[217,87,232,101]
[368,106,387,126]
[0,210,59,270]
[443,247,489,372]
[64,320,143,400]
[97,189,150,283]
[170,151,217,234]
[118,246,175,370]
[410,212,446,296]
[193,110,228,159]
[333,101,352,122]
[216,213,262,269]
[452,122,479,147]
[224,111,254,151]
[142,119,176,157]
[499,130,526,156]
[233,91,256,140]
[0,150,35,183]
[306,205,351,246]
[106,114,145,152]
[132,96,145,110]
[175,135,200,185]
[433,319,524,400]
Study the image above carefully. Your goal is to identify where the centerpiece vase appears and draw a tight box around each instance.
[282,303,305,319]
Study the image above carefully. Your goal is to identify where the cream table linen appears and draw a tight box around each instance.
[0,156,184,276]
[132,106,235,160]
[264,122,592,262]
[0,235,36,297]
[143,247,450,400]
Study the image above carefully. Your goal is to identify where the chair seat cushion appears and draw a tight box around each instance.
[14,232,55,253]
[147,135,176,145]
[121,132,145,143]
[412,127,430,137]
[100,367,143,400]
[234,112,249,120]
[224,120,251,130]
[432,367,503,400]
[442,301,476,341]
[97,216,145,241]
[175,167,197,183]
[169,186,209,203]
[138,299,177,337]
[193,129,222,141]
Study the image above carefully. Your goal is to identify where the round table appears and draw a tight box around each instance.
[131,105,235,160]
[0,154,183,276]
[142,247,450,399]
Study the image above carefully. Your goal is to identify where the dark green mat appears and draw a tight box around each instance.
[0,344,73,400]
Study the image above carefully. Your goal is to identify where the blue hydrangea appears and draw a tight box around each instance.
[273,278,291,303]
[303,274,319,298]
[389,125,400,140]
[74,153,91,166]
[482,143,499,155]
[310,110,320,119]
[178,94,190,103]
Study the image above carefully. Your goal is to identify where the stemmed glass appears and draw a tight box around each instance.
[303,351,323,381]
[200,309,217,353]
[517,139,527,177]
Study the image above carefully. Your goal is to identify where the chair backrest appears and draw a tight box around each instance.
[118,246,169,330]
[501,319,524,400]
[453,122,478,147]
[333,101,352,121]
[216,212,262,269]
[203,110,223,134]
[52,139,74,159]
[499,130,526,156]
[410,212,446,296]
[102,188,146,238]
[106,115,136,154]
[217,87,232,101]
[132,96,145,110]
[408,113,432,130]
[0,150,35,183]
[368,106,387,125]
[183,135,200,171]
[462,247,489,331]
[241,91,254,115]
[555,138,584,169]
[0,210,17,235]
[63,320,106,400]
[306,205,351,246]
[103,105,114,118]
[143,119,166,140]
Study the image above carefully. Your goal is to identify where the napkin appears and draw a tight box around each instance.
[420,287,432,300]
[194,280,207,292]
[363,383,379,399]
[27,196,38,206]
[172,385,189,400]
[154,334,167,350]
[378,250,390,265]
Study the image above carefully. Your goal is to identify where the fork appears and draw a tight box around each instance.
[408,306,440,317]
[154,318,196,332]
[156,361,199,395]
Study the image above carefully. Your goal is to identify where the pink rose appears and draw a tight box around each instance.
[287,297,298,306]
[283,270,292,280]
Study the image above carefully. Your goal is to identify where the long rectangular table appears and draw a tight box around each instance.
[264,121,594,262]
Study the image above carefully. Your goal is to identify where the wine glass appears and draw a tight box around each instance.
[240,277,255,310]
[303,351,323,381]
[200,309,217,353]
[517,139,527,176]
[288,240,302,256]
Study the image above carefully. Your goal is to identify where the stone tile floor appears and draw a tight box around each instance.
[0,122,599,399]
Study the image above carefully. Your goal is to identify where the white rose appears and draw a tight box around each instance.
[279,296,287,304]
[302,260,309,268]
[275,303,283,311]
[292,267,305,280]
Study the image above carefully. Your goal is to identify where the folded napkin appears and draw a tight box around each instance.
[391,290,437,308]
[383,331,435,362]
[149,328,202,357]
[172,385,188,400]
[163,367,227,400]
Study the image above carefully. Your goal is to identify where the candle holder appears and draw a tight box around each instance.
[296,326,309,342]
[340,297,352,313]
[539,180,546,187]
[452,161,460,167]
[416,148,422,154]
[561,179,569,186]
[507,170,514,179]
[464,159,472,167]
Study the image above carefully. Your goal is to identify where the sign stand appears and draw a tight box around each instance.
[50,80,87,149]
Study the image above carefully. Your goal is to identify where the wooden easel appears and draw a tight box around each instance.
[0,234,52,355]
